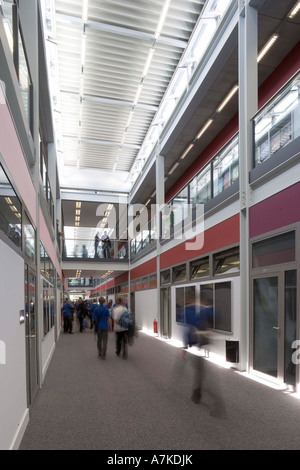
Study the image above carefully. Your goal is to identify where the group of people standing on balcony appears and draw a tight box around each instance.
[61,297,135,360]
[94,231,111,259]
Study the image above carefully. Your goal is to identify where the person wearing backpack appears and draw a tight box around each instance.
[112,298,129,359]
[94,297,111,359]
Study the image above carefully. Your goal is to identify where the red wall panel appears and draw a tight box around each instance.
[249,183,300,239]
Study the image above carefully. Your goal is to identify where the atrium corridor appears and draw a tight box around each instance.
[19,327,300,451]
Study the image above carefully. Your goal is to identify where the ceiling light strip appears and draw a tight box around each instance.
[257,34,279,63]
[217,85,239,113]
[288,1,300,18]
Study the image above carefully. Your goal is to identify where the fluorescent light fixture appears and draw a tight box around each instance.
[5,197,13,205]
[151,190,156,198]
[81,34,87,66]
[75,222,80,227]
[168,162,180,175]
[180,143,194,160]
[107,204,114,211]
[288,1,300,18]
[76,209,81,216]
[76,202,82,209]
[145,199,151,206]
[10,205,18,212]
[126,110,134,129]
[196,119,213,140]
[257,34,279,63]
[143,48,155,78]
[75,216,80,222]
[133,84,143,106]
[217,85,239,112]
[82,0,89,23]
[79,76,84,98]
[155,0,171,39]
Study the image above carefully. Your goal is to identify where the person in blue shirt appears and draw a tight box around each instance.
[101,231,111,258]
[88,299,98,329]
[94,297,111,359]
[61,298,74,334]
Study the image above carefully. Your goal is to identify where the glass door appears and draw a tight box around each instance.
[252,270,297,385]
[25,266,38,405]
[253,276,279,378]
[161,288,171,339]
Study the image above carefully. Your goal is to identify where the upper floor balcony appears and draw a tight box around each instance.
[62,238,128,263]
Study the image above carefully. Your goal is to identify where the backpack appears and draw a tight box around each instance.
[118,310,134,330]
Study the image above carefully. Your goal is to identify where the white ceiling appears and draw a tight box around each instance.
[49,0,221,190]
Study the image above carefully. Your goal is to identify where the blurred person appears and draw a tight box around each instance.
[77,298,86,333]
[94,232,100,258]
[182,294,226,418]
[82,245,88,258]
[61,298,74,334]
[94,297,111,359]
[88,299,98,329]
[8,226,20,245]
[112,298,129,359]
[108,299,114,331]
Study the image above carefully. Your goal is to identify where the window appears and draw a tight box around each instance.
[41,242,55,337]
[0,0,14,54]
[191,257,209,279]
[161,269,171,285]
[24,212,35,262]
[254,73,300,166]
[18,26,32,129]
[252,231,295,268]
[150,274,157,288]
[176,287,185,324]
[215,282,231,332]
[0,164,22,247]
[200,284,213,329]
[142,276,149,290]
[213,247,240,275]
[173,264,187,283]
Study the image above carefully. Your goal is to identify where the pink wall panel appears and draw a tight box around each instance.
[249,183,300,239]
[0,101,36,225]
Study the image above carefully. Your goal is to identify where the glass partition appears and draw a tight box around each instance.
[254,72,300,166]
[213,137,239,197]
[0,0,14,53]
[190,164,211,206]
[24,212,35,262]
[191,256,210,280]
[0,164,22,246]
[18,26,32,126]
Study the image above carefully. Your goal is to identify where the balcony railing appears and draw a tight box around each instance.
[62,238,128,261]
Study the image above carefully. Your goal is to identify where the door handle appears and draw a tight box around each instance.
[273,326,280,330]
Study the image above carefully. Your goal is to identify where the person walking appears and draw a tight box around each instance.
[94,297,111,359]
[112,298,129,359]
[77,298,86,333]
[61,298,74,334]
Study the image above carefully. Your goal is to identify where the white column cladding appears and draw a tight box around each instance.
[238,0,258,371]
[156,147,165,336]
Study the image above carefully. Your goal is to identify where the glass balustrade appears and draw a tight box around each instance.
[62,238,128,261]
[254,72,300,166]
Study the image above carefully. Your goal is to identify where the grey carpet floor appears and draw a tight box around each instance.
[19,328,300,450]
